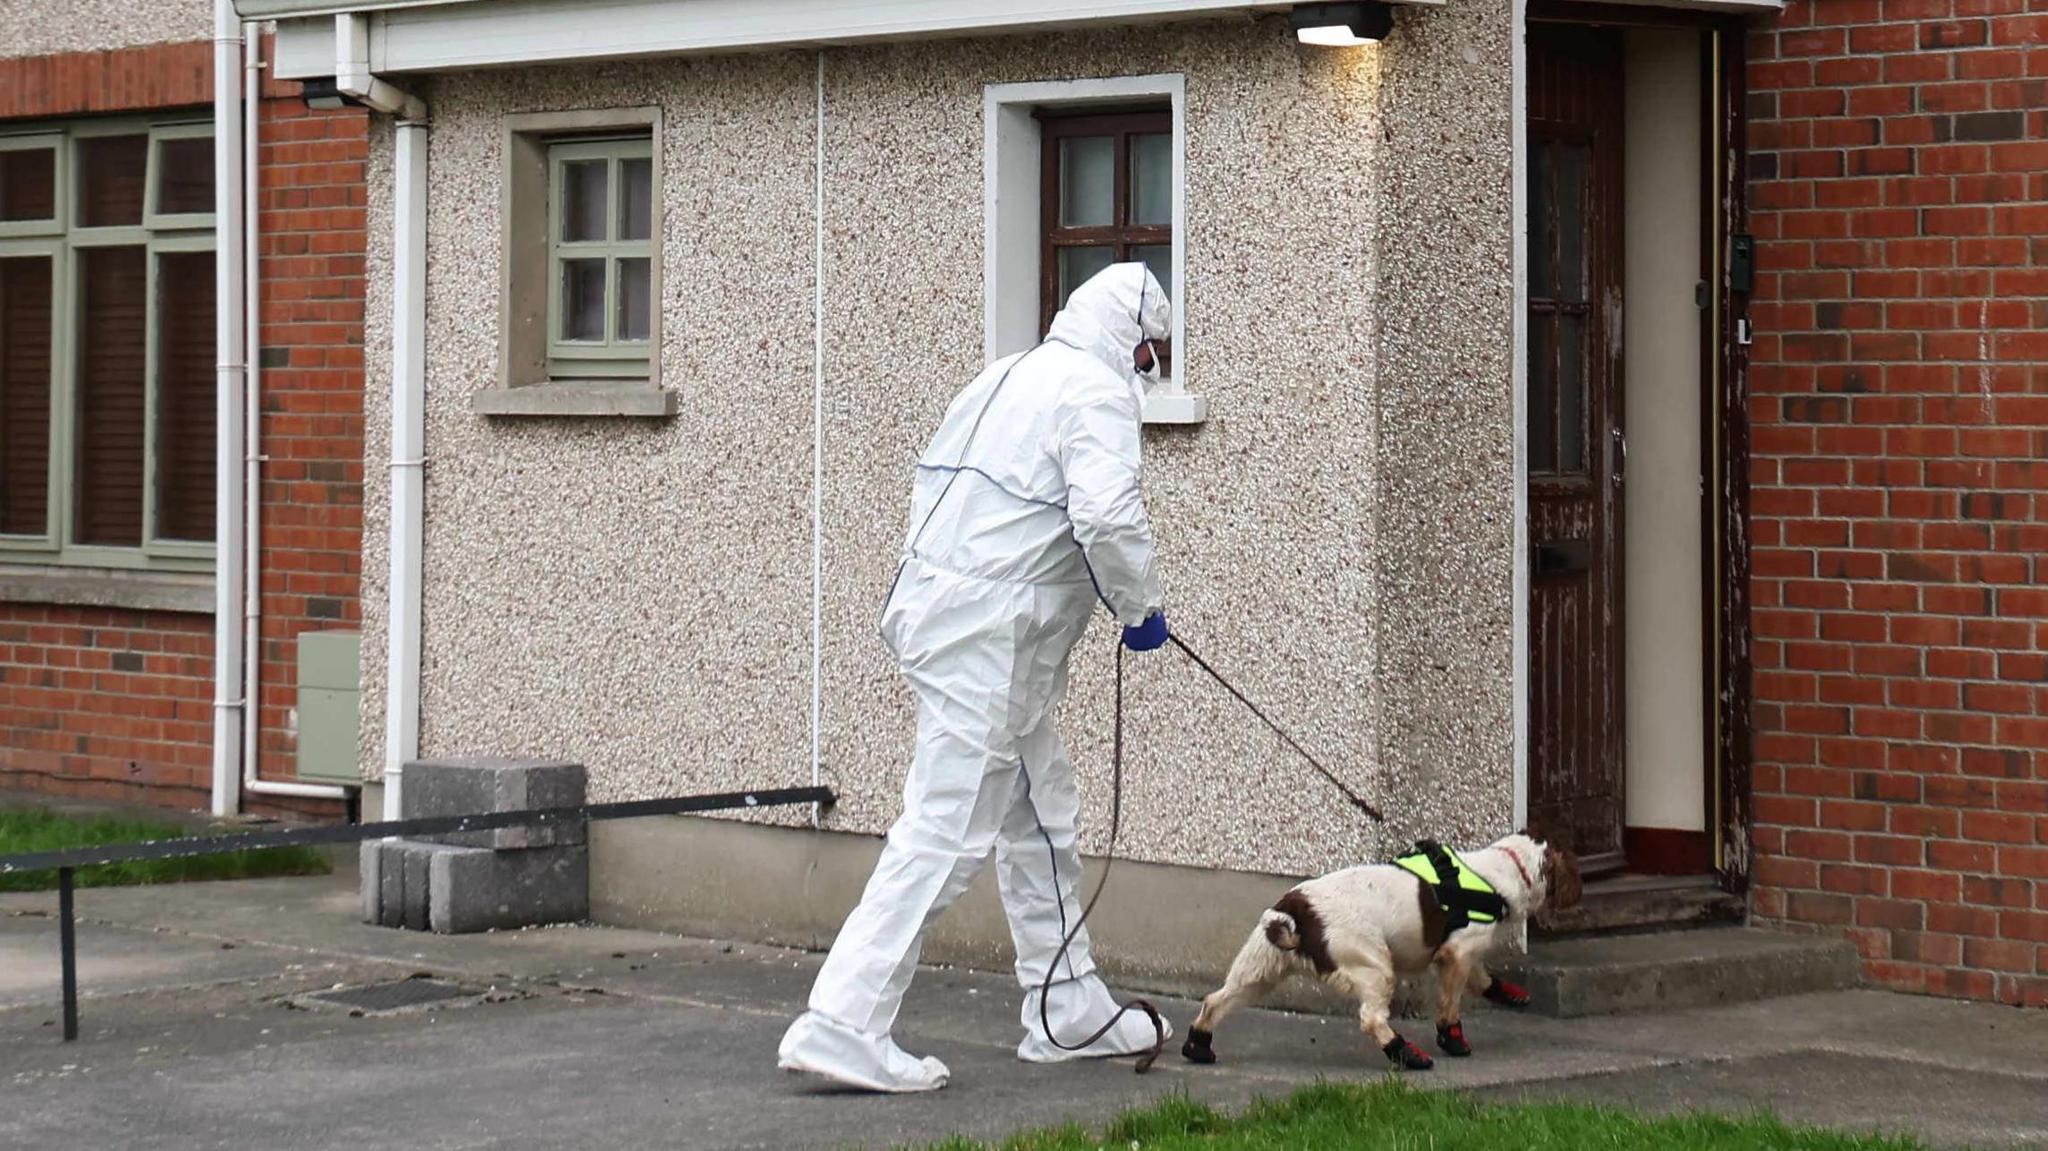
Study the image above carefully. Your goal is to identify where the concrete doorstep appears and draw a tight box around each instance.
[1499,927,1862,1018]
[1,870,2045,1151]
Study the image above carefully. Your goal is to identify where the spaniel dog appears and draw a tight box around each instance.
[1182,832,1582,1069]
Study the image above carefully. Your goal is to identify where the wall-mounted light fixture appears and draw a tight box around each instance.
[1289,1,1395,46]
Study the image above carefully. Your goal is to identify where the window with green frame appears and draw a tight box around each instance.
[546,136,652,379]
[0,118,216,572]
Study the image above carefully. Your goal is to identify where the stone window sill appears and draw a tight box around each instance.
[0,564,213,614]
[1142,387,1207,425]
[471,380,678,418]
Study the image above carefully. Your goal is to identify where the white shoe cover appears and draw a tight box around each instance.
[1016,977,1172,1063]
[778,1011,951,1093]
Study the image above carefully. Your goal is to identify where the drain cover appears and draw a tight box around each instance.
[297,977,482,1015]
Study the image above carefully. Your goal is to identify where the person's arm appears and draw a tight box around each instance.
[1056,378,1164,629]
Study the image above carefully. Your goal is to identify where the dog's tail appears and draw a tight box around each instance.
[1259,908,1301,953]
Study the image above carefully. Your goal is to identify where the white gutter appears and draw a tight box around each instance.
[243,24,352,803]
[335,12,427,121]
[333,12,430,820]
[210,0,249,818]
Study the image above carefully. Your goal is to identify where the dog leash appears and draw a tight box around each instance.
[1034,640,1166,1072]
[1165,634,1386,823]
[1034,628,1381,1074]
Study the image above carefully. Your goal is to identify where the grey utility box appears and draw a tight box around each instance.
[296,631,362,786]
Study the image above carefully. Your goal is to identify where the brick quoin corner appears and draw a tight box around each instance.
[0,42,365,820]
[1746,0,2048,1006]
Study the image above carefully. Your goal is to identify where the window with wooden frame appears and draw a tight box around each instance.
[1037,109,1173,371]
[0,119,216,572]
[546,136,653,379]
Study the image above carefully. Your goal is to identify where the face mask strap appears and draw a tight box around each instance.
[1133,268,1161,381]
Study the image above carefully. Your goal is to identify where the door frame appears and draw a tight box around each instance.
[1514,0,1755,891]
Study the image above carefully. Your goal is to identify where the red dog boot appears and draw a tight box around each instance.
[1381,1033,1434,1070]
[1483,975,1531,1008]
[1436,1021,1472,1057]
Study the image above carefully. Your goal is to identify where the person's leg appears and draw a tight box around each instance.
[780,647,1021,1091]
[996,718,1167,1061]
[995,721,1092,989]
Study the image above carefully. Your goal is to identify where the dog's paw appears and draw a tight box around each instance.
[1381,1033,1434,1071]
[1181,1027,1217,1065]
[1483,976,1531,1009]
[1435,1021,1472,1057]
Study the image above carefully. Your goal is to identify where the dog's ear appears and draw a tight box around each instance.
[1541,844,1583,911]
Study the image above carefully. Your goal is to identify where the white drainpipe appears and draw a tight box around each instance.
[332,13,428,820]
[242,24,351,804]
[210,0,248,818]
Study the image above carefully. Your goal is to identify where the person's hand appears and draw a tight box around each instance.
[1122,613,1168,652]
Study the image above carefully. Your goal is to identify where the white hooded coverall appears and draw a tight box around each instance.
[778,264,1172,1092]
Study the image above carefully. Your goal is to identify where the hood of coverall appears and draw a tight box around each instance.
[1047,263,1172,381]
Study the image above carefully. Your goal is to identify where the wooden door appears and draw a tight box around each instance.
[1527,24,1626,873]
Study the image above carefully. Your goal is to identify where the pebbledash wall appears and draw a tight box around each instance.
[0,2,367,817]
[1746,0,2048,1007]
[354,7,1514,973]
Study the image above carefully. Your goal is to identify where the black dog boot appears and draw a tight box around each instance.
[1483,975,1531,1009]
[1436,1021,1472,1057]
[1381,1033,1434,1070]
[1181,1027,1217,1065]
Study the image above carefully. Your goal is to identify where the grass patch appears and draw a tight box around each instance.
[916,1079,1933,1151]
[0,808,331,892]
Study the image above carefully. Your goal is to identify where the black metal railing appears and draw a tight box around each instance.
[0,786,836,1041]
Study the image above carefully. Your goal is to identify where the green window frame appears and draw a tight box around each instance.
[0,117,216,573]
[545,136,653,379]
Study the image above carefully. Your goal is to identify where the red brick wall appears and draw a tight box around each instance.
[0,606,216,809]
[0,41,213,119]
[254,96,370,789]
[0,42,365,821]
[1745,0,2048,1006]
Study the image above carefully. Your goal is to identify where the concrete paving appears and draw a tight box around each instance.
[2,868,2045,1150]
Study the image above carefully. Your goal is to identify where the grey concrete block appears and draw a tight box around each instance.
[428,844,589,934]
[376,840,407,929]
[399,841,434,932]
[401,757,587,850]
[358,841,382,925]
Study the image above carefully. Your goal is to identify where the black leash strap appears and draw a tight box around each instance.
[1035,641,1166,1073]
[1034,626,1384,1074]
[1165,633,1386,823]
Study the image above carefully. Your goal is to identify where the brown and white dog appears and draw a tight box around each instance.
[1182,832,1582,1070]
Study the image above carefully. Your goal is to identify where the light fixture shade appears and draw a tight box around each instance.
[1289,1,1396,46]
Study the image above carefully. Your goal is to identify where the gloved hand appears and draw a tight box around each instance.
[1122,612,1169,652]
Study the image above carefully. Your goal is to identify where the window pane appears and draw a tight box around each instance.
[1057,246,1116,310]
[78,135,148,228]
[560,258,606,342]
[1528,314,1555,474]
[617,257,650,342]
[1059,136,1115,228]
[1556,145,1587,304]
[618,157,652,242]
[75,246,148,546]
[156,137,215,216]
[1559,312,1586,474]
[0,148,57,222]
[0,256,53,535]
[156,251,216,542]
[561,159,608,243]
[1528,141,1554,298]
[1132,243,1173,301]
[1130,133,1171,227]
